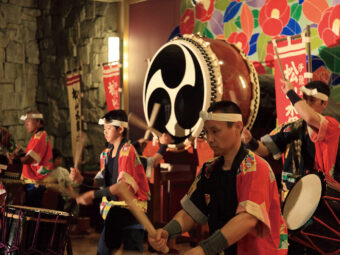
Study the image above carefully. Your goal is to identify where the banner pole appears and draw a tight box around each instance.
[306,25,312,83]
[272,42,286,81]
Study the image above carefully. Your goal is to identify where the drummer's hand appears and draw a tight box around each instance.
[184,246,205,255]
[76,190,95,205]
[241,128,252,144]
[6,152,14,165]
[70,167,84,184]
[159,133,173,145]
[12,144,23,157]
[281,79,294,94]
[148,228,169,252]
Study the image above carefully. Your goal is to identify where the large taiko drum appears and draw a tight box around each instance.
[0,205,72,255]
[143,34,260,145]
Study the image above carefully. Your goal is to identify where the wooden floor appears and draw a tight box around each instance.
[70,228,192,255]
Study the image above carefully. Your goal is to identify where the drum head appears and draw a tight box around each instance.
[143,34,259,145]
[283,174,322,230]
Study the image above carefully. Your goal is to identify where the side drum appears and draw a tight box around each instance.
[0,205,72,255]
[282,173,340,255]
[143,34,260,145]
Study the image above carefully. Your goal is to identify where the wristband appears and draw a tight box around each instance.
[94,187,112,199]
[286,90,302,106]
[163,219,182,240]
[13,158,21,164]
[246,137,259,151]
[157,144,168,156]
[199,229,229,255]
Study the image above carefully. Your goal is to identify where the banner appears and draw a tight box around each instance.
[274,36,307,125]
[66,72,82,160]
[102,63,120,111]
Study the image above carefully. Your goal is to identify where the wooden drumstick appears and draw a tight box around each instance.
[144,103,161,140]
[128,113,162,138]
[74,131,87,169]
[0,177,79,199]
[273,45,287,81]
[118,182,169,254]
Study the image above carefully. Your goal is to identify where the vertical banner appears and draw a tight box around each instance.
[274,37,307,124]
[102,63,120,111]
[66,72,82,160]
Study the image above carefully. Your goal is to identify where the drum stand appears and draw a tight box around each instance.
[0,209,23,254]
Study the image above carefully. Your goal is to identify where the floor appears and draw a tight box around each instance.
[70,228,193,255]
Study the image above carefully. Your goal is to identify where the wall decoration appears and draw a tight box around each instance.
[176,0,340,103]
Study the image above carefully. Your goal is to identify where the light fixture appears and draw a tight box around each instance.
[108,36,120,62]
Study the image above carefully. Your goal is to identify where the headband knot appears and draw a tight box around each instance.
[300,86,328,101]
[20,113,43,121]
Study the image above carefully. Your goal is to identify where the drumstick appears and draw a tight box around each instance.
[0,177,77,199]
[118,182,169,254]
[74,131,87,169]
[144,103,161,140]
[128,113,162,138]
[273,45,287,81]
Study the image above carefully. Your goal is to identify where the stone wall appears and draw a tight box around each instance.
[0,0,41,146]
[1,0,119,169]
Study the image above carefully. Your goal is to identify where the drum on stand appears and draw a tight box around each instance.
[143,34,260,145]
[282,173,340,255]
[0,205,72,255]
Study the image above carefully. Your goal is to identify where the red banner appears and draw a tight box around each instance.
[274,37,307,124]
[102,64,120,111]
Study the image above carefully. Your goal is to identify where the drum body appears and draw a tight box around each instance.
[143,34,260,145]
[282,174,340,254]
[0,205,71,255]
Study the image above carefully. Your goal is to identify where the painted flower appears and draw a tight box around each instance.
[318,5,340,47]
[180,9,195,35]
[253,61,266,74]
[302,0,329,24]
[195,0,215,22]
[227,31,249,55]
[259,0,290,36]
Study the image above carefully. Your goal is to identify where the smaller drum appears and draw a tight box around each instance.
[0,205,72,255]
[282,173,340,255]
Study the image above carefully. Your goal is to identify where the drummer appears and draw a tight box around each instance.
[241,80,340,254]
[148,100,288,255]
[70,109,150,254]
[6,111,53,207]
[242,80,339,195]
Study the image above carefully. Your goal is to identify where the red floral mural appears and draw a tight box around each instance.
[318,5,340,47]
[302,0,329,24]
[195,0,215,22]
[259,0,290,36]
[227,32,250,55]
[180,9,195,35]
[253,61,266,74]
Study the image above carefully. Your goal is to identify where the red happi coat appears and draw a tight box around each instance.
[22,130,53,180]
[97,141,150,217]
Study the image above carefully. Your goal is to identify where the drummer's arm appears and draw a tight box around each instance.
[7,153,35,165]
[241,129,271,157]
[281,80,322,129]
[197,212,257,254]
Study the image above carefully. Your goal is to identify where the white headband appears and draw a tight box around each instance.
[199,111,243,122]
[300,87,328,101]
[20,113,43,121]
[98,118,129,129]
